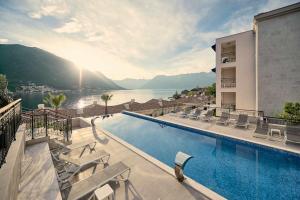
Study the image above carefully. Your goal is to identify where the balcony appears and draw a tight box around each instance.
[221,92,236,110]
[221,41,236,64]
[221,78,236,88]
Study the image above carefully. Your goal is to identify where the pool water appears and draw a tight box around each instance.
[96,113,300,200]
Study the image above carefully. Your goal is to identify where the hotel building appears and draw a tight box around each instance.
[213,2,300,116]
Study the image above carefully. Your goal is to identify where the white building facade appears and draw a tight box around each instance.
[214,3,300,116]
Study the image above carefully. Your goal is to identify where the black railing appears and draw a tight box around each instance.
[22,108,72,142]
[0,99,22,168]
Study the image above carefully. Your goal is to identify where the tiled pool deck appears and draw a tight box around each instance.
[64,127,210,200]
[158,114,300,155]
[18,113,300,200]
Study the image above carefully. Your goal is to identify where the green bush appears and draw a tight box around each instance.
[280,102,300,123]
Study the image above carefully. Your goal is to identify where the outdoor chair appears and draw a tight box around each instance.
[235,114,249,129]
[216,112,230,125]
[285,126,300,144]
[178,108,192,118]
[188,109,202,120]
[253,119,269,138]
[59,150,110,180]
[200,110,214,122]
[66,161,130,200]
[50,138,97,156]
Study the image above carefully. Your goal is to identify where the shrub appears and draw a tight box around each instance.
[280,102,300,123]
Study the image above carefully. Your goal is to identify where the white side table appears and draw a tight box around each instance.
[95,184,114,200]
[269,128,283,141]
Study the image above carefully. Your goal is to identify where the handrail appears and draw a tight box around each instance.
[21,107,72,142]
[22,107,71,119]
[0,99,22,168]
[0,99,21,117]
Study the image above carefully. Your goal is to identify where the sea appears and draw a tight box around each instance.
[16,89,181,109]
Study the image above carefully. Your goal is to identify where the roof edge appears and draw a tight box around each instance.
[254,2,300,23]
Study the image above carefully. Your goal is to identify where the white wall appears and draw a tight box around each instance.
[256,11,300,116]
[216,31,256,111]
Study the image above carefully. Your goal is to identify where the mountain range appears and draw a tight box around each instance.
[0,44,215,91]
[0,44,122,91]
[114,72,215,90]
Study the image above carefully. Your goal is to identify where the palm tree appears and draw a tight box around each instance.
[43,92,67,112]
[101,94,113,115]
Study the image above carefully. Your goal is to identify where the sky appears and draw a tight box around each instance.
[0,0,298,80]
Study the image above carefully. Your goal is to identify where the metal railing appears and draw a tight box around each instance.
[221,78,236,88]
[216,106,264,117]
[0,99,22,168]
[21,108,72,141]
[221,56,236,63]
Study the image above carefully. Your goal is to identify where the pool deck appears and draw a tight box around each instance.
[63,126,212,200]
[158,114,300,155]
[18,142,62,200]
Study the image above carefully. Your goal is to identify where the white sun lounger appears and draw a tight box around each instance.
[51,138,97,154]
[67,161,130,200]
[59,150,110,181]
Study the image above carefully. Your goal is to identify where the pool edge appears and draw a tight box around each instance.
[97,127,227,200]
[122,111,300,157]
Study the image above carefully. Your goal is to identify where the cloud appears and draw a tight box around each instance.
[54,18,82,33]
[0,0,299,79]
[0,38,9,43]
[28,0,69,19]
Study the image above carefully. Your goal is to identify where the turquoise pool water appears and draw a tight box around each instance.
[96,113,300,200]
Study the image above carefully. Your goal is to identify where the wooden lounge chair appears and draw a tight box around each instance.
[235,114,249,128]
[285,126,300,144]
[51,138,97,155]
[216,112,230,125]
[201,110,214,122]
[253,119,269,138]
[67,161,130,200]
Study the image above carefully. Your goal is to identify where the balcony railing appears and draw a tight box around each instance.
[221,103,236,110]
[221,56,236,63]
[217,106,264,117]
[0,99,22,168]
[221,78,236,88]
[21,108,72,141]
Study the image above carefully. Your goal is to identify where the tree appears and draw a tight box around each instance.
[43,92,66,112]
[172,91,181,100]
[280,102,300,123]
[206,83,216,97]
[101,94,113,115]
[0,74,8,92]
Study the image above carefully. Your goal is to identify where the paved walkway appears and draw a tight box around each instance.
[18,142,61,200]
[66,127,209,200]
[159,114,300,154]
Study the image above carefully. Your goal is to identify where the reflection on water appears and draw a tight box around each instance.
[16,89,179,109]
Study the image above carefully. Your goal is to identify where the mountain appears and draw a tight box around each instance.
[141,72,215,89]
[113,78,148,89]
[116,72,215,89]
[0,44,122,91]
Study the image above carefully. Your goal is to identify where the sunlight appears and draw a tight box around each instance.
[76,99,85,109]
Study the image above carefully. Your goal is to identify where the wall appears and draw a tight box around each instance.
[216,31,256,111]
[0,125,25,200]
[256,11,300,116]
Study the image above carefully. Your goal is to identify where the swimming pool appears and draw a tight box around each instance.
[96,113,300,200]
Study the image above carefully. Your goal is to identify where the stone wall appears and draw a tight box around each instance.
[0,124,25,200]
